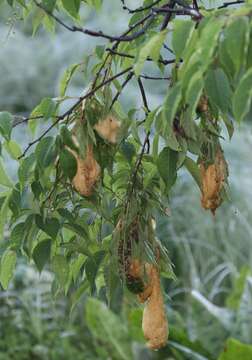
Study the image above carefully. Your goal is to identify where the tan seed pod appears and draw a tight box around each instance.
[141,264,168,350]
[71,144,101,197]
[94,115,121,144]
[200,147,228,214]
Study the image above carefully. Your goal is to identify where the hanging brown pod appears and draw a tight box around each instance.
[200,147,228,215]
[140,263,169,350]
[94,115,121,144]
[71,144,101,197]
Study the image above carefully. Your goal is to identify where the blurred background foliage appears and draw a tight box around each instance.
[0,0,252,359]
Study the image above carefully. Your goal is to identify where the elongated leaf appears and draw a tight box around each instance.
[218,338,252,360]
[233,68,252,122]
[86,298,133,360]
[59,148,77,180]
[205,68,232,113]
[0,159,13,188]
[3,140,22,160]
[33,239,51,272]
[184,156,201,189]
[224,17,249,73]
[85,250,106,293]
[134,30,167,76]
[163,82,182,137]
[0,112,12,141]
[0,249,17,290]
[35,136,56,168]
[186,71,204,117]
[62,0,81,18]
[60,63,81,96]
[157,147,178,191]
[172,19,195,60]
[52,255,69,286]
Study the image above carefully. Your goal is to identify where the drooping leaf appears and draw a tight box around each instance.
[157,147,178,192]
[134,30,168,76]
[59,148,77,180]
[0,112,12,141]
[162,82,182,138]
[233,68,252,122]
[52,254,69,287]
[62,0,81,18]
[35,215,60,239]
[3,140,22,160]
[184,156,201,189]
[35,136,56,168]
[224,17,249,73]
[218,338,252,360]
[172,19,195,60]
[205,68,232,113]
[33,239,51,272]
[85,250,106,293]
[0,159,13,188]
[60,63,81,96]
[86,298,133,360]
[0,249,17,290]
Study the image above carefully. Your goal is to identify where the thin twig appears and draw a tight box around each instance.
[153,6,203,20]
[140,74,171,80]
[106,48,176,66]
[218,0,244,7]
[120,0,162,13]
[18,67,133,159]
[110,71,134,110]
[34,0,156,42]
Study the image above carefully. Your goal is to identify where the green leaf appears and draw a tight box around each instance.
[0,112,12,141]
[33,239,51,272]
[199,17,223,69]
[134,30,167,76]
[172,19,195,60]
[10,222,25,248]
[0,159,13,188]
[120,141,135,163]
[60,63,81,96]
[29,97,56,133]
[35,136,56,168]
[8,188,21,217]
[224,17,249,73]
[226,266,251,310]
[0,249,17,290]
[162,83,182,141]
[205,68,232,113]
[218,338,252,360]
[184,156,201,189]
[30,97,56,119]
[52,255,69,287]
[233,68,252,122]
[35,215,60,239]
[18,153,36,189]
[185,71,203,116]
[3,140,22,160]
[42,0,56,11]
[59,148,77,180]
[86,298,133,360]
[85,250,106,293]
[62,0,81,18]
[157,147,178,191]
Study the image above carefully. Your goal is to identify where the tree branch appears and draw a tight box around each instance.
[106,48,176,66]
[18,67,133,159]
[218,0,244,7]
[153,6,203,20]
[110,71,134,110]
[120,0,162,13]
[34,0,156,42]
